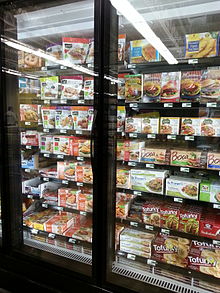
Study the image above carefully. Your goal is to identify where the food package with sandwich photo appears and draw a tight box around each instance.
[200,179,220,203]
[118,73,126,100]
[178,205,203,235]
[170,149,207,169]
[207,152,220,170]
[141,117,160,134]
[72,106,94,131]
[117,106,126,132]
[21,131,39,146]
[125,74,142,102]
[75,163,93,184]
[18,51,43,69]
[199,212,220,240]
[160,203,181,230]
[69,217,93,243]
[130,39,160,64]
[41,106,56,129]
[200,117,220,137]
[152,234,191,268]
[76,189,93,212]
[143,73,161,103]
[84,76,94,100]
[73,138,90,158]
[201,68,220,103]
[40,76,59,100]
[55,106,73,130]
[180,117,201,136]
[40,135,53,154]
[125,117,142,133]
[142,199,163,227]
[166,176,201,200]
[188,240,220,278]
[160,72,181,103]
[116,168,130,189]
[61,76,83,100]
[20,104,40,123]
[53,136,75,155]
[185,32,219,59]
[123,140,145,162]
[63,161,77,181]
[160,117,180,135]
[45,44,62,66]
[140,146,170,165]
[130,169,169,194]
[181,71,202,102]
[62,37,90,64]
[58,188,78,209]
[118,34,126,62]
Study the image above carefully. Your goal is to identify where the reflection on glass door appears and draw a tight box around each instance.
[107,1,220,292]
[1,0,95,274]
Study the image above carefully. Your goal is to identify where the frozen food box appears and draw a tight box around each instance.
[166,176,201,200]
[21,152,39,169]
[21,131,39,146]
[178,205,203,235]
[39,165,57,178]
[180,71,202,102]
[125,117,142,133]
[200,117,220,137]
[63,161,77,181]
[118,34,126,62]
[159,117,180,135]
[116,192,134,202]
[118,73,126,100]
[152,234,191,268]
[117,106,126,132]
[130,169,169,194]
[116,200,131,219]
[72,106,94,131]
[207,152,220,170]
[170,149,206,169]
[130,39,160,63]
[55,106,73,130]
[142,200,162,227]
[58,188,77,209]
[22,177,42,195]
[40,135,53,154]
[41,106,56,129]
[188,240,220,278]
[57,161,65,180]
[20,104,40,123]
[84,76,94,100]
[184,32,219,59]
[141,117,159,134]
[19,78,40,95]
[77,191,93,212]
[140,148,170,165]
[61,76,83,100]
[117,140,125,161]
[75,163,93,184]
[201,68,220,103]
[200,180,220,203]
[18,51,43,69]
[23,210,54,228]
[62,37,90,64]
[199,212,220,240]
[32,212,58,231]
[123,140,145,162]
[160,72,181,103]
[53,136,75,155]
[125,75,142,102]
[160,203,181,230]
[46,212,75,234]
[45,44,62,66]
[73,139,90,158]
[116,168,130,189]
[143,73,161,103]
[40,76,59,100]
[180,117,201,136]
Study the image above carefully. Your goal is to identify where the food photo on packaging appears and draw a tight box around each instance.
[143,73,161,103]
[201,68,220,103]
[61,76,83,100]
[55,107,73,130]
[129,39,160,64]
[180,70,202,102]
[160,117,180,135]
[125,74,142,103]
[40,76,59,100]
[180,117,201,136]
[62,37,90,64]
[41,106,56,129]
[160,72,181,103]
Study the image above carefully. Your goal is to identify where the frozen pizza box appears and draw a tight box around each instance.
[160,72,181,103]
[180,70,202,102]
[61,76,83,100]
[160,117,180,135]
[200,180,220,203]
[62,37,90,64]
[117,106,126,132]
[207,152,220,170]
[45,43,62,66]
[165,176,200,200]
[84,76,94,100]
[40,135,53,154]
[160,203,181,230]
[200,118,220,137]
[40,76,59,100]
[180,117,201,136]
[125,117,142,133]
[140,148,170,165]
[53,136,75,156]
[125,74,142,103]
[130,169,169,194]
[143,73,161,103]
[55,106,73,130]
[20,104,40,123]
[116,168,130,189]
[130,39,160,64]
[201,68,220,103]
[199,213,220,240]
[72,106,94,131]
[123,140,145,162]
[141,117,159,134]
[178,205,203,235]
[170,149,206,169]
[41,106,56,129]
[21,131,39,146]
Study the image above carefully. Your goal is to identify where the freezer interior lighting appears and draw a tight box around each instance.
[110,0,178,65]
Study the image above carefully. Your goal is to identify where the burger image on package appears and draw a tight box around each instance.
[201,69,220,102]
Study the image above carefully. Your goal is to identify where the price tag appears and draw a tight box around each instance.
[60,66,67,70]
[130,222,138,227]
[128,162,136,166]
[145,225,154,231]
[127,253,136,260]
[76,130,83,135]
[43,129,49,133]
[60,130,67,134]
[129,103,138,108]
[121,131,125,137]
[41,66,47,71]
[180,167,190,173]
[117,251,126,256]
[27,194,33,199]
[133,191,142,196]
[164,103,173,108]
[31,229,38,235]
[146,164,154,169]
[69,238,77,244]
[56,206,64,211]
[128,64,136,69]
[62,180,68,185]
[57,154,64,159]
[188,59,198,64]
[42,203,48,208]
[77,156,84,161]
[213,240,220,245]
[80,211,87,216]
[174,197,183,203]
[161,228,170,235]
[48,233,56,239]
[24,169,31,173]
[182,103,191,108]
[147,134,156,139]
[44,100,50,104]
[25,145,32,149]
[60,100,67,104]
[129,133,138,138]
[78,100,85,104]
[147,259,157,266]
[185,136,194,141]
[76,182,83,186]
[213,204,220,209]
[25,122,31,125]
[207,102,217,108]
[43,154,50,158]
[167,135,176,140]
[43,177,49,182]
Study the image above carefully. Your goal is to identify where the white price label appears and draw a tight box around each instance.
[27,194,33,199]
[167,135,176,140]
[185,136,194,141]
[147,259,157,266]
[121,132,125,137]
[25,122,31,125]
[164,103,173,108]
[57,155,64,159]
[42,203,48,208]
[56,206,64,211]
[174,197,183,203]
[161,228,170,235]
[60,100,67,104]
[31,229,38,235]
[43,129,49,133]
[44,100,50,104]
[129,103,138,108]
[80,211,87,216]
[207,102,217,108]
[213,240,220,245]
[41,66,47,71]
[145,225,154,231]
[147,134,156,139]
[76,130,83,135]
[188,59,198,64]
[78,100,85,104]
[60,66,67,70]
[213,204,220,209]
[127,253,136,260]
[118,251,126,256]
[128,64,136,69]
[146,164,154,169]
[69,238,77,244]
[24,169,31,173]
[62,180,68,185]
[26,145,32,149]
[180,167,190,173]
[129,133,138,138]
[130,222,138,227]
[133,191,142,196]
[48,233,56,239]
[43,154,50,158]
[76,182,83,186]
[43,177,49,182]
[60,130,67,134]
[182,103,191,108]
[77,156,84,161]
[128,162,136,166]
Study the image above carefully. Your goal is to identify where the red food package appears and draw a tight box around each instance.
[21,131,39,146]
[160,203,181,230]
[178,205,203,235]
[199,212,220,240]
[142,200,163,227]
[58,188,77,209]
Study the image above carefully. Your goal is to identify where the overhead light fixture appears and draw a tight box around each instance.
[110,0,178,65]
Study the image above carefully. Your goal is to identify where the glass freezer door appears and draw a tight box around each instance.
[106,1,220,293]
[1,0,96,275]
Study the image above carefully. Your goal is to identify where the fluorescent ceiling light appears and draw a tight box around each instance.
[110,0,178,64]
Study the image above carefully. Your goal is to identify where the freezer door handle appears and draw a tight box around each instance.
[90,109,98,162]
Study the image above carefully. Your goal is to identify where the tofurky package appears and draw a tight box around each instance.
[40,76,59,100]
[84,76,94,100]
[116,168,130,189]
[118,74,126,100]
[130,39,160,63]
[62,37,90,64]
[184,32,219,59]
[188,240,220,278]
[143,73,161,103]
[199,212,220,240]
[130,169,169,194]
[125,117,141,133]
[180,117,201,136]
[20,104,40,123]
[201,68,220,103]
[125,75,142,102]
[200,180,220,203]
[72,106,94,131]
[40,135,53,153]
[123,140,145,162]
[45,44,62,66]
[152,234,191,268]
[141,117,159,134]
[55,107,73,130]
[180,71,202,102]
[140,148,170,165]
[160,117,180,135]
[53,136,75,155]
[117,106,126,132]
[170,149,206,169]
[18,51,43,69]
[207,152,220,170]
[166,176,200,200]
[178,205,203,235]
[200,117,220,137]
[160,203,181,230]
[142,199,162,227]
[41,106,56,129]
[118,34,126,62]
[58,188,77,209]
[61,76,83,100]
[160,72,181,103]
[21,131,39,146]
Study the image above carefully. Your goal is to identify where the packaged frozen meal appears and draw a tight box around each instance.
[73,139,90,158]
[63,161,77,181]
[207,152,220,170]
[77,190,93,212]
[75,163,93,183]
[61,76,83,100]
[200,118,220,137]
[199,212,220,240]
[118,34,126,62]
[53,136,74,155]
[55,107,73,130]
[185,32,219,59]
[18,51,43,69]
[170,149,206,169]
[117,140,125,161]
[62,37,89,64]
[45,44,62,66]
[180,71,202,102]
[125,75,142,102]
[72,106,94,131]
[20,104,40,122]
[141,117,159,134]
[160,72,181,103]
[201,69,220,102]
[142,200,162,227]
[58,188,77,209]
[180,117,201,136]
[179,206,202,235]
[116,168,130,189]
[140,148,170,165]
[41,106,55,129]
[125,117,141,133]
[123,140,145,162]
[160,117,180,135]
[84,77,94,100]
[118,74,126,100]
[143,73,161,103]
[130,169,168,194]
[130,39,160,63]
[166,176,200,200]
[160,203,181,230]
[40,135,53,153]
[40,76,59,100]
[117,106,126,132]
[200,180,220,203]
[21,131,39,146]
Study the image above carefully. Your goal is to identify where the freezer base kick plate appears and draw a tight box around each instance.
[112,261,215,293]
